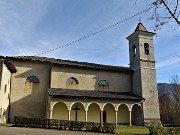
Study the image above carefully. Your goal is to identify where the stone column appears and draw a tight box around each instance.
[115,110,118,126]
[68,110,71,121]
[129,110,132,126]
[85,110,88,122]
[49,109,53,119]
[100,110,103,124]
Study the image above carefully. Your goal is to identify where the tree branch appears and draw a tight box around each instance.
[161,0,180,25]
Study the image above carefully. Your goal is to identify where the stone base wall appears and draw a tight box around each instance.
[144,118,162,127]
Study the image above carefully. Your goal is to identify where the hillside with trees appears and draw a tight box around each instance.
[157,76,180,125]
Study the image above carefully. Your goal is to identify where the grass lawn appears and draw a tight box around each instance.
[0,123,13,127]
[116,126,150,135]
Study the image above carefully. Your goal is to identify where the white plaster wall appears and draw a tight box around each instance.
[104,104,116,123]
[0,62,11,123]
[51,66,131,92]
[117,104,129,124]
[87,103,100,123]
[52,102,68,120]
[10,60,51,122]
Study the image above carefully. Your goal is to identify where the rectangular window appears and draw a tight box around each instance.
[4,84,7,93]
[3,109,5,115]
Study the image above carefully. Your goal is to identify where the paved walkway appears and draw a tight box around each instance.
[0,126,114,135]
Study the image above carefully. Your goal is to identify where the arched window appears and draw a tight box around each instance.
[67,77,78,84]
[98,80,109,90]
[132,44,136,56]
[144,43,149,54]
[26,76,39,83]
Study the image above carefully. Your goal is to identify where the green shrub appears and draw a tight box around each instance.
[85,122,101,132]
[13,116,116,133]
[58,120,69,130]
[149,126,180,135]
[13,116,29,127]
[69,121,85,131]
[48,119,59,129]
[101,123,116,133]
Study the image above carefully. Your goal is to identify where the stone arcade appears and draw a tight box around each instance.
[0,23,161,126]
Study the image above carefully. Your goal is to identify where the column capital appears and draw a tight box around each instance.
[84,106,89,111]
[49,109,53,111]
[129,109,132,112]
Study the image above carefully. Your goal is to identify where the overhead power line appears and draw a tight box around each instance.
[36,6,155,56]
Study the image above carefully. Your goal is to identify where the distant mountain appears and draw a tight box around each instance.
[157,83,174,97]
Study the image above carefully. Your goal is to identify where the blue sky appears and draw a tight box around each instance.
[0,0,179,83]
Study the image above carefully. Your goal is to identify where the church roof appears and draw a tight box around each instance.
[9,56,132,72]
[47,88,144,101]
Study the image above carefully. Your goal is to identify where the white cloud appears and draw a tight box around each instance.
[0,0,50,54]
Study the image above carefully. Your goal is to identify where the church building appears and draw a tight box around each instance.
[0,23,161,126]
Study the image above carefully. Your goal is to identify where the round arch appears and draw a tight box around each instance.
[117,104,130,125]
[117,103,130,110]
[87,102,101,110]
[52,102,68,120]
[51,102,58,110]
[102,102,115,111]
[132,104,143,125]
[70,102,85,122]
[103,103,116,123]
[131,103,142,110]
[87,103,101,123]
[70,101,86,110]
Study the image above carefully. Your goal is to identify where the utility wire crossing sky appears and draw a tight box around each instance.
[36,5,155,56]
[0,0,179,83]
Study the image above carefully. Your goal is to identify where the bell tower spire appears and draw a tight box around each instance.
[126,23,161,126]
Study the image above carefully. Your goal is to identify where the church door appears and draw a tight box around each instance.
[103,111,106,123]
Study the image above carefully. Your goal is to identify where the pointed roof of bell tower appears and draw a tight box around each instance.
[126,22,155,40]
[134,22,148,32]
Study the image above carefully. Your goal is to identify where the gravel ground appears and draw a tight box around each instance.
[0,126,114,135]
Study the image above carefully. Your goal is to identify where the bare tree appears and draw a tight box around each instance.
[159,75,180,125]
[159,93,175,124]
[150,0,180,30]
[170,75,180,124]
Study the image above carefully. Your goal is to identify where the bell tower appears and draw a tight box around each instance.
[126,23,161,125]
